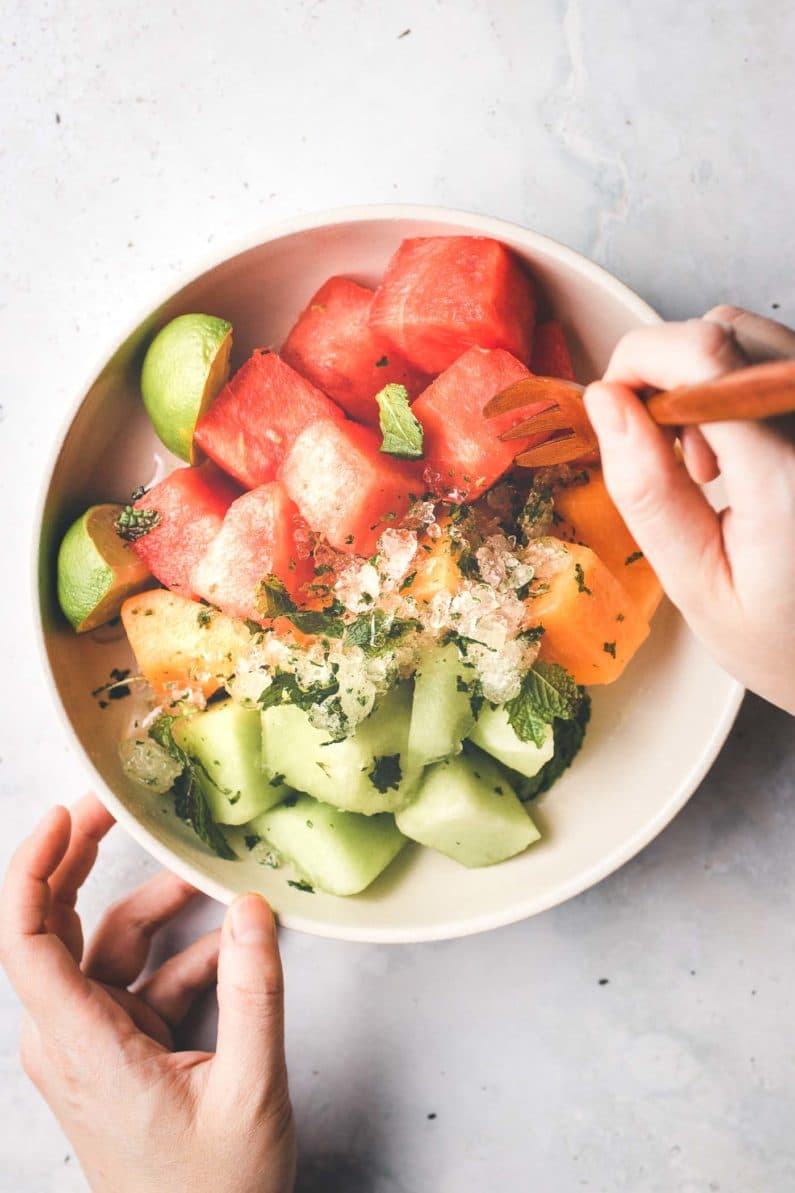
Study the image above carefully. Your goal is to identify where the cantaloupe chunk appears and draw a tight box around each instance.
[121,589,251,702]
[402,518,461,604]
[524,539,649,685]
[554,467,663,623]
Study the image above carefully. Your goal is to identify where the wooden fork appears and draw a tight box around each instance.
[483,359,795,468]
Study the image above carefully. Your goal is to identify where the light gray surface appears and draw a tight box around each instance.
[1,2,794,1190]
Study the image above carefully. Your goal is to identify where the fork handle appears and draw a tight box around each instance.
[646,359,795,425]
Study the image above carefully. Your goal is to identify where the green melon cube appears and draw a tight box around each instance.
[172,700,290,825]
[407,642,476,768]
[251,795,407,896]
[261,682,419,815]
[396,746,540,867]
[468,704,554,778]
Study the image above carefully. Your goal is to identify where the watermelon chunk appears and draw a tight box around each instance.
[191,481,313,623]
[411,347,533,500]
[130,462,240,598]
[194,350,344,488]
[369,236,537,374]
[280,419,421,556]
[281,276,429,426]
[530,320,576,381]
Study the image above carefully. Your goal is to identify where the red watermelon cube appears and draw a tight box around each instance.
[281,276,429,426]
[411,347,534,500]
[131,462,240,598]
[530,320,576,381]
[191,481,313,623]
[280,419,421,556]
[194,350,344,489]
[369,236,537,374]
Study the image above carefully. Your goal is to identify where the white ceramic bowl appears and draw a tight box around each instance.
[35,205,743,942]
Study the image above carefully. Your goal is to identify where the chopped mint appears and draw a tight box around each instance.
[287,878,315,893]
[114,488,161,542]
[255,574,295,618]
[625,550,644,566]
[574,563,592,595]
[603,641,617,658]
[258,670,340,714]
[456,671,485,718]
[255,577,344,637]
[368,753,402,793]
[375,383,424,459]
[148,716,236,860]
[344,609,422,655]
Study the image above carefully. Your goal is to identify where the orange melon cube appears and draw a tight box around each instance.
[554,467,663,623]
[402,518,462,604]
[524,539,649,685]
[121,589,251,703]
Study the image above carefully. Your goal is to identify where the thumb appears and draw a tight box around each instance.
[583,381,732,617]
[210,893,289,1112]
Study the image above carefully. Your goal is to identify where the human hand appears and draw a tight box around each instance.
[0,795,296,1193]
[584,306,795,714]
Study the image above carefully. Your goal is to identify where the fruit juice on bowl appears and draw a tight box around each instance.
[39,207,743,942]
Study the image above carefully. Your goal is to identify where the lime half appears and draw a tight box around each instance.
[57,504,153,632]
[141,313,232,462]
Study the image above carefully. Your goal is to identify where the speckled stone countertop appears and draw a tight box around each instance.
[2,2,794,1190]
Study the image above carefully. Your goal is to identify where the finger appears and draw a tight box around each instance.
[680,425,720,484]
[699,417,795,522]
[604,318,747,390]
[210,894,288,1111]
[46,794,115,961]
[101,986,173,1050]
[137,929,221,1028]
[83,871,200,988]
[583,382,734,614]
[703,305,795,362]
[0,808,112,1036]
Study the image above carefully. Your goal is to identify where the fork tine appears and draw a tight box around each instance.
[500,407,570,441]
[483,375,583,418]
[515,430,594,467]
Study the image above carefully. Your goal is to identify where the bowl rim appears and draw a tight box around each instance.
[33,203,745,943]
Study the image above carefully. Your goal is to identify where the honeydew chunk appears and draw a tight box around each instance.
[251,795,407,896]
[396,747,540,867]
[172,700,290,825]
[468,705,554,778]
[261,682,419,815]
[407,642,476,768]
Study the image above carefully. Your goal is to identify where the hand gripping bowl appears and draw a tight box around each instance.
[35,206,743,943]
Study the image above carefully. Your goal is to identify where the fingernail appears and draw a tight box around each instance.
[584,383,629,436]
[229,893,274,944]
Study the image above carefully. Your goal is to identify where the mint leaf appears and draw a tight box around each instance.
[344,609,422,655]
[375,383,424,459]
[259,670,340,713]
[516,693,591,800]
[148,716,236,860]
[287,609,344,638]
[255,578,344,638]
[505,701,549,748]
[255,574,295,618]
[368,753,402,793]
[505,663,582,746]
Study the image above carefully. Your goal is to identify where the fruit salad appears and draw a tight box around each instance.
[57,235,662,897]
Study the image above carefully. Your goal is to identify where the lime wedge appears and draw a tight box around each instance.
[141,313,232,462]
[57,504,152,632]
